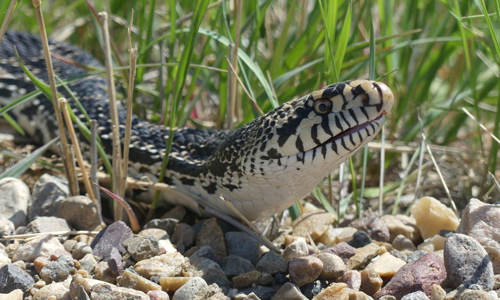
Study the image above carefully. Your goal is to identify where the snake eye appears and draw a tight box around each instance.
[313,98,333,114]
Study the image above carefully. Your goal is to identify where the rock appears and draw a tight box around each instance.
[256,251,289,275]
[350,212,390,242]
[59,196,103,230]
[374,253,446,299]
[417,235,446,252]
[301,280,328,299]
[123,236,160,261]
[392,234,417,251]
[271,282,307,300]
[80,254,98,274]
[32,280,70,300]
[360,268,383,297]
[293,211,335,240]
[90,283,148,300]
[138,228,169,241]
[258,273,274,286]
[316,252,346,279]
[283,238,309,260]
[288,256,323,287]
[347,289,373,300]
[147,290,170,300]
[346,243,380,270]
[135,252,185,278]
[454,289,497,300]
[171,223,195,253]
[25,216,71,235]
[12,234,68,262]
[443,233,494,290]
[94,261,117,283]
[340,270,361,290]
[195,218,227,262]
[158,277,190,293]
[144,218,179,237]
[410,197,459,240]
[312,282,348,300]
[107,247,124,276]
[71,242,93,260]
[457,198,500,274]
[39,255,75,283]
[322,242,356,263]
[407,250,427,263]
[348,230,372,248]
[161,205,186,221]
[225,231,261,265]
[236,286,276,299]
[29,174,69,221]
[401,291,429,300]
[0,178,30,227]
[187,257,231,287]
[316,227,357,245]
[91,221,133,261]
[368,252,406,280]
[0,289,23,300]
[221,255,255,278]
[0,218,15,237]
[117,268,161,293]
[233,270,261,289]
[430,284,445,300]
[0,264,34,294]
[380,215,421,244]
[172,277,208,300]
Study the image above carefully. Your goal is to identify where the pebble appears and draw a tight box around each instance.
[375,253,446,299]
[255,250,289,274]
[0,263,34,294]
[144,218,179,237]
[59,196,103,230]
[288,256,323,287]
[315,252,346,279]
[12,234,68,262]
[221,255,255,278]
[233,270,261,289]
[369,252,407,280]
[381,215,421,244]
[91,221,133,260]
[444,233,494,290]
[350,212,390,242]
[392,234,417,251]
[292,211,335,240]
[0,218,15,237]
[417,235,446,252]
[123,236,160,261]
[39,255,75,283]
[170,223,195,253]
[401,291,429,300]
[457,198,500,273]
[195,218,227,261]
[117,268,162,293]
[135,252,185,278]
[29,174,69,221]
[0,178,30,227]
[271,282,307,300]
[348,230,373,248]
[340,270,361,290]
[312,282,348,300]
[187,256,232,287]
[316,226,357,245]
[360,268,383,297]
[282,238,309,260]
[226,231,262,265]
[346,243,380,270]
[0,289,23,300]
[90,283,149,300]
[322,241,356,263]
[24,216,71,235]
[32,280,70,300]
[171,277,208,300]
[410,197,459,240]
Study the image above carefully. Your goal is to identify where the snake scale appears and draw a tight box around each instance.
[0,31,394,220]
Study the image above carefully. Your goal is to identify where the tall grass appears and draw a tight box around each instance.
[2,0,500,217]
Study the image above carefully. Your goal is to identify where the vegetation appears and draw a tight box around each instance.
[1,0,499,220]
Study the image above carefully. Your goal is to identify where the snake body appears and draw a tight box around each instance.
[0,31,394,220]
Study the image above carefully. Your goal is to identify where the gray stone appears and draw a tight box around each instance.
[188,257,231,287]
[90,283,148,299]
[79,254,98,274]
[401,291,429,300]
[195,218,227,262]
[392,234,417,251]
[0,178,30,227]
[39,255,75,283]
[271,282,307,300]
[12,234,68,262]
[25,216,71,235]
[59,196,103,230]
[0,264,35,294]
[32,281,70,300]
[348,230,372,248]
[171,223,195,253]
[123,236,160,261]
[221,255,255,279]
[374,253,446,299]
[145,218,179,237]
[321,242,356,263]
[316,252,346,279]
[172,277,208,300]
[29,174,69,221]
[444,233,494,290]
[0,218,15,237]
[91,221,133,260]
[350,212,390,242]
[256,251,288,275]
[282,238,309,260]
[225,231,261,265]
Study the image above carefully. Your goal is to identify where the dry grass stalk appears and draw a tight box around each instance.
[0,0,17,43]
[120,11,138,199]
[98,12,123,221]
[32,0,79,195]
[59,98,96,203]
